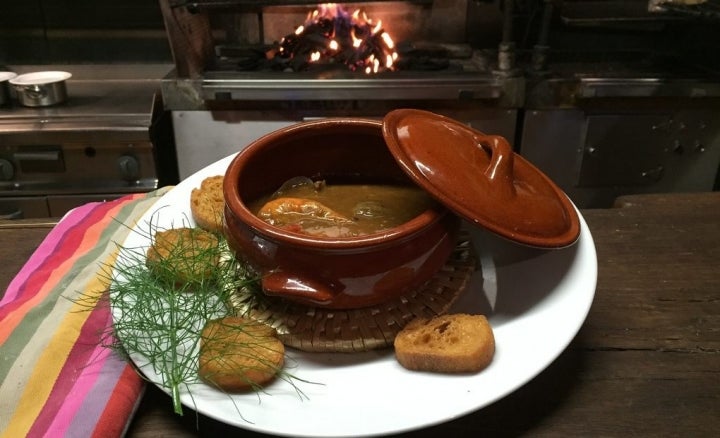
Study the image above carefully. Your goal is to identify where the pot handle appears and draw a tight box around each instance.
[261,270,337,306]
[477,134,517,200]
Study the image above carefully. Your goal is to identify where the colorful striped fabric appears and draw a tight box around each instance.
[0,188,172,438]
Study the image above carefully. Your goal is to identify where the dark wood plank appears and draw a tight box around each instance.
[124,192,720,437]
[0,222,56,296]
[581,192,720,352]
[3,193,719,437]
[126,347,719,437]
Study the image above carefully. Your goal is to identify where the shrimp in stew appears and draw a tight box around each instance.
[250,177,435,238]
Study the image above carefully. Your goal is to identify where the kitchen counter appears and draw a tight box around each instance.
[0,64,174,132]
[0,64,178,219]
[1,191,718,436]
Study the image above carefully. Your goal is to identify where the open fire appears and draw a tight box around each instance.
[270,3,399,74]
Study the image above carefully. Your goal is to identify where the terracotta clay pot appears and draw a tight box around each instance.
[223,118,461,309]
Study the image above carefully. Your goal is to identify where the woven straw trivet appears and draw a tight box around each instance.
[230,234,477,353]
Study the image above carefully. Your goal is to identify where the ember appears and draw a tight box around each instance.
[271,3,398,74]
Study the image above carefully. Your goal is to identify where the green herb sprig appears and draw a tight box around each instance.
[83,213,311,419]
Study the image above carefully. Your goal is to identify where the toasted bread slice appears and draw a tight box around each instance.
[198,316,285,392]
[190,175,225,233]
[394,313,495,373]
[145,227,220,285]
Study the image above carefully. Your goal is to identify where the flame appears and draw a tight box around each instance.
[381,32,394,49]
[372,21,382,34]
[275,3,399,74]
[351,29,363,49]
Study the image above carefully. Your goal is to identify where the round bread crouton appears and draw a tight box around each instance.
[198,316,285,392]
[394,313,495,373]
[145,227,220,285]
[190,175,225,233]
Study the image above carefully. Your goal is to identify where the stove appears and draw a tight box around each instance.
[160,0,522,104]
[0,64,176,219]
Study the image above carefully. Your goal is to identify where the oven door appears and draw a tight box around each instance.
[0,197,49,220]
[0,136,159,219]
[171,106,519,179]
[0,193,135,220]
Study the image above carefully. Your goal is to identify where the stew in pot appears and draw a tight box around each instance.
[248,177,435,238]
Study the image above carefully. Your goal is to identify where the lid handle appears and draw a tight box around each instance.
[478,135,516,199]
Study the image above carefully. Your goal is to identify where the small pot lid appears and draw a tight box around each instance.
[0,72,17,82]
[9,71,72,86]
[382,109,580,248]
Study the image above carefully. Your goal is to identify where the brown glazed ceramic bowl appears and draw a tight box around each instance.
[223,118,461,309]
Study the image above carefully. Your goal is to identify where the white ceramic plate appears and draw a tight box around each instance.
[119,154,597,437]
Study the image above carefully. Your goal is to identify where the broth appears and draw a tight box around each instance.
[249,178,435,238]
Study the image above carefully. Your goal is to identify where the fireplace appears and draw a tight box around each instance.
[159,0,522,178]
[159,1,720,207]
[159,0,521,104]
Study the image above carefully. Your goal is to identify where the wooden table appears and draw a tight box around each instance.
[2,192,718,437]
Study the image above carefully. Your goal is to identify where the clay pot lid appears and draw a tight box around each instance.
[382,109,580,248]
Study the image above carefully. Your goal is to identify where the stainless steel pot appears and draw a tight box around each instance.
[10,71,72,107]
[0,72,17,106]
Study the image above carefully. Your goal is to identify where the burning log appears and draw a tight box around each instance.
[271,4,398,74]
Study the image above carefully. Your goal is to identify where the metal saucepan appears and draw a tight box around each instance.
[0,71,17,106]
[10,71,72,107]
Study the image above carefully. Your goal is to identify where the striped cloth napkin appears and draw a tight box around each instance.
[0,187,172,438]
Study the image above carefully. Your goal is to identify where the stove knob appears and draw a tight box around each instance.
[117,155,140,181]
[0,158,15,181]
